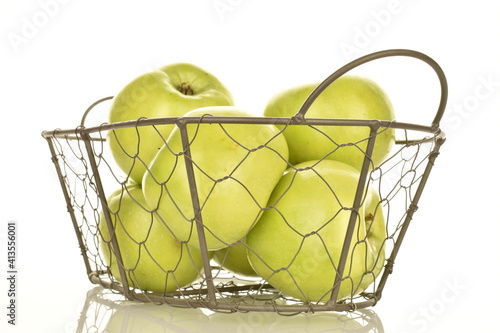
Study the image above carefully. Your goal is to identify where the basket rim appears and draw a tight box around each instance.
[41,114,443,140]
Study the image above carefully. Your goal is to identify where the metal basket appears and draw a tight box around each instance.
[42,49,447,313]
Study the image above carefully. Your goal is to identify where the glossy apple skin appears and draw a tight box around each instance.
[246,159,387,303]
[212,240,259,278]
[263,75,395,170]
[108,63,234,184]
[99,184,204,293]
[142,106,289,251]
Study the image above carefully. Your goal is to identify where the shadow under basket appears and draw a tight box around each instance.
[42,49,447,313]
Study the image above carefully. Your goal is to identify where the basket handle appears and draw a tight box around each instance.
[294,49,448,132]
[79,50,448,132]
[80,96,114,127]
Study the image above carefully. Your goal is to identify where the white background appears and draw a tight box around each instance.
[1,0,500,332]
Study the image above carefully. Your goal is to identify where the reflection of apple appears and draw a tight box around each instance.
[104,302,209,332]
[208,310,374,332]
[99,184,204,293]
[212,240,259,277]
[264,75,395,170]
[246,159,386,303]
[267,312,365,332]
[142,106,289,251]
[108,63,234,184]
[208,311,278,332]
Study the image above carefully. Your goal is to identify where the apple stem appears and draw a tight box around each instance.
[178,82,194,95]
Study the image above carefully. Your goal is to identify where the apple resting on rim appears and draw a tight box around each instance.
[107,63,234,184]
[263,75,396,171]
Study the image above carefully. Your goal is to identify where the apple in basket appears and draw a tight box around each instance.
[212,240,259,278]
[263,75,396,170]
[142,106,289,251]
[246,159,387,303]
[107,63,234,184]
[99,184,204,293]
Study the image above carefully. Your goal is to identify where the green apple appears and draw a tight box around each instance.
[263,75,396,170]
[108,63,234,184]
[99,184,204,293]
[246,159,387,303]
[142,106,289,251]
[358,184,387,292]
[212,240,259,278]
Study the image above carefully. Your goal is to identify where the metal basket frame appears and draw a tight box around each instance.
[42,49,447,313]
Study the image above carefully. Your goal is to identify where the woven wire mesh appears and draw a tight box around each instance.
[42,49,447,313]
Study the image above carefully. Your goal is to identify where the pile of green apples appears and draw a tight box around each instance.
[99,62,395,303]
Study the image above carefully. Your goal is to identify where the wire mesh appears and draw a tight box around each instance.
[42,49,447,313]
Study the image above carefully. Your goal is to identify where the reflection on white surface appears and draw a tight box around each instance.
[75,287,384,332]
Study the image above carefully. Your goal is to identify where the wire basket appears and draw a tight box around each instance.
[42,49,447,313]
